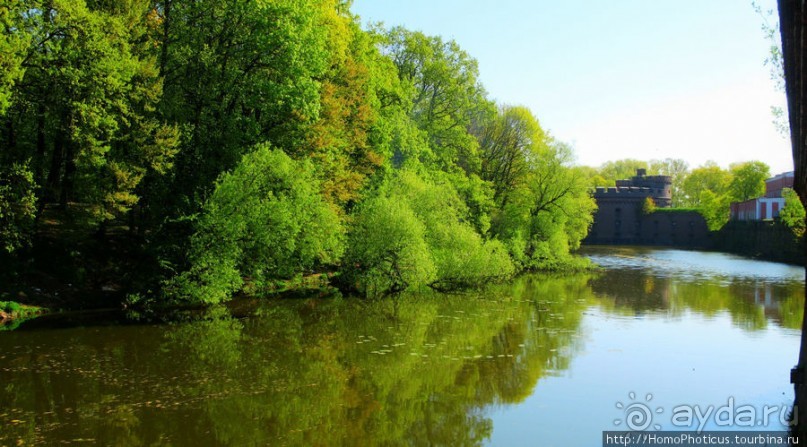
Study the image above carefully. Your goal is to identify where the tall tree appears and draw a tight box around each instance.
[0,0,28,116]
[154,0,330,219]
[680,162,733,229]
[679,161,731,207]
[381,27,488,173]
[2,0,177,223]
[302,2,392,211]
[493,140,596,270]
[474,105,548,207]
[167,144,344,304]
[776,1,807,434]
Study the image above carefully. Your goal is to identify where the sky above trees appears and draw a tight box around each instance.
[351,0,794,174]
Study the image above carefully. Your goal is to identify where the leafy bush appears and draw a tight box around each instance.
[343,170,514,296]
[167,144,344,304]
[342,196,436,296]
[430,228,514,290]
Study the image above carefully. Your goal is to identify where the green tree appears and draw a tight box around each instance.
[780,188,805,236]
[698,189,731,230]
[597,159,651,185]
[473,105,548,207]
[342,195,437,296]
[138,0,337,283]
[303,5,389,210]
[154,0,330,220]
[0,0,28,115]
[494,142,596,270]
[167,145,344,304]
[678,162,734,230]
[342,169,514,296]
[577,165,609,188]
[679,161,731,207]
[391,171,513,290]
[2,0,177,223]
[728,161,770,202]
[381,27,487,173]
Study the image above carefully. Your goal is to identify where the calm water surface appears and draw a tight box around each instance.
[1,247,804,446]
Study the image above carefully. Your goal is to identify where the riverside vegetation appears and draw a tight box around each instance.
[0,0,596,310]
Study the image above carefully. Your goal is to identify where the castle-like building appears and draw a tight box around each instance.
[584,169,710,247]
[611,168,672,207]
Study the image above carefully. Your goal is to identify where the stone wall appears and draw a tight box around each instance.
[584,208,711,248]
[584,169,704,247]
[711,220,805,265]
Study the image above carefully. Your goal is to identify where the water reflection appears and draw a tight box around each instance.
[0,249,803,445]
[0,276,591,446]
[585,247,805,331]
[585,246,805,284]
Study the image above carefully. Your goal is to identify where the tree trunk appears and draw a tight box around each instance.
[35,104,47,186]
[45,127,64,203]
[59,140,75,209]
[780,0,807,207]
[778,0,807,438]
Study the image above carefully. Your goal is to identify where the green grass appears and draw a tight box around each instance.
[0,300,46,328]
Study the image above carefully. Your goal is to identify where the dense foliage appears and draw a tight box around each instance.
[166,145,344,304]
[1,0,596,304]
[342,170,515,296]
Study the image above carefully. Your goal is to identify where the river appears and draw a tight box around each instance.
[0,247,804,446]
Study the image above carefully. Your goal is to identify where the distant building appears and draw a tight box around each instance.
[584,169,710,247]
[729,171,794,221]
[613,168,672,207]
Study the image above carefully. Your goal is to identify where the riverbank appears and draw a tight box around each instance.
[0,301,47,330]
[711,220,805,266]
[582,219,805,266]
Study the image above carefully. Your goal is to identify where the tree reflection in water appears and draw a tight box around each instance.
[0,275,591,446]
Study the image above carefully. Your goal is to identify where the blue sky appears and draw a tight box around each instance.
[350,0,794,174]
